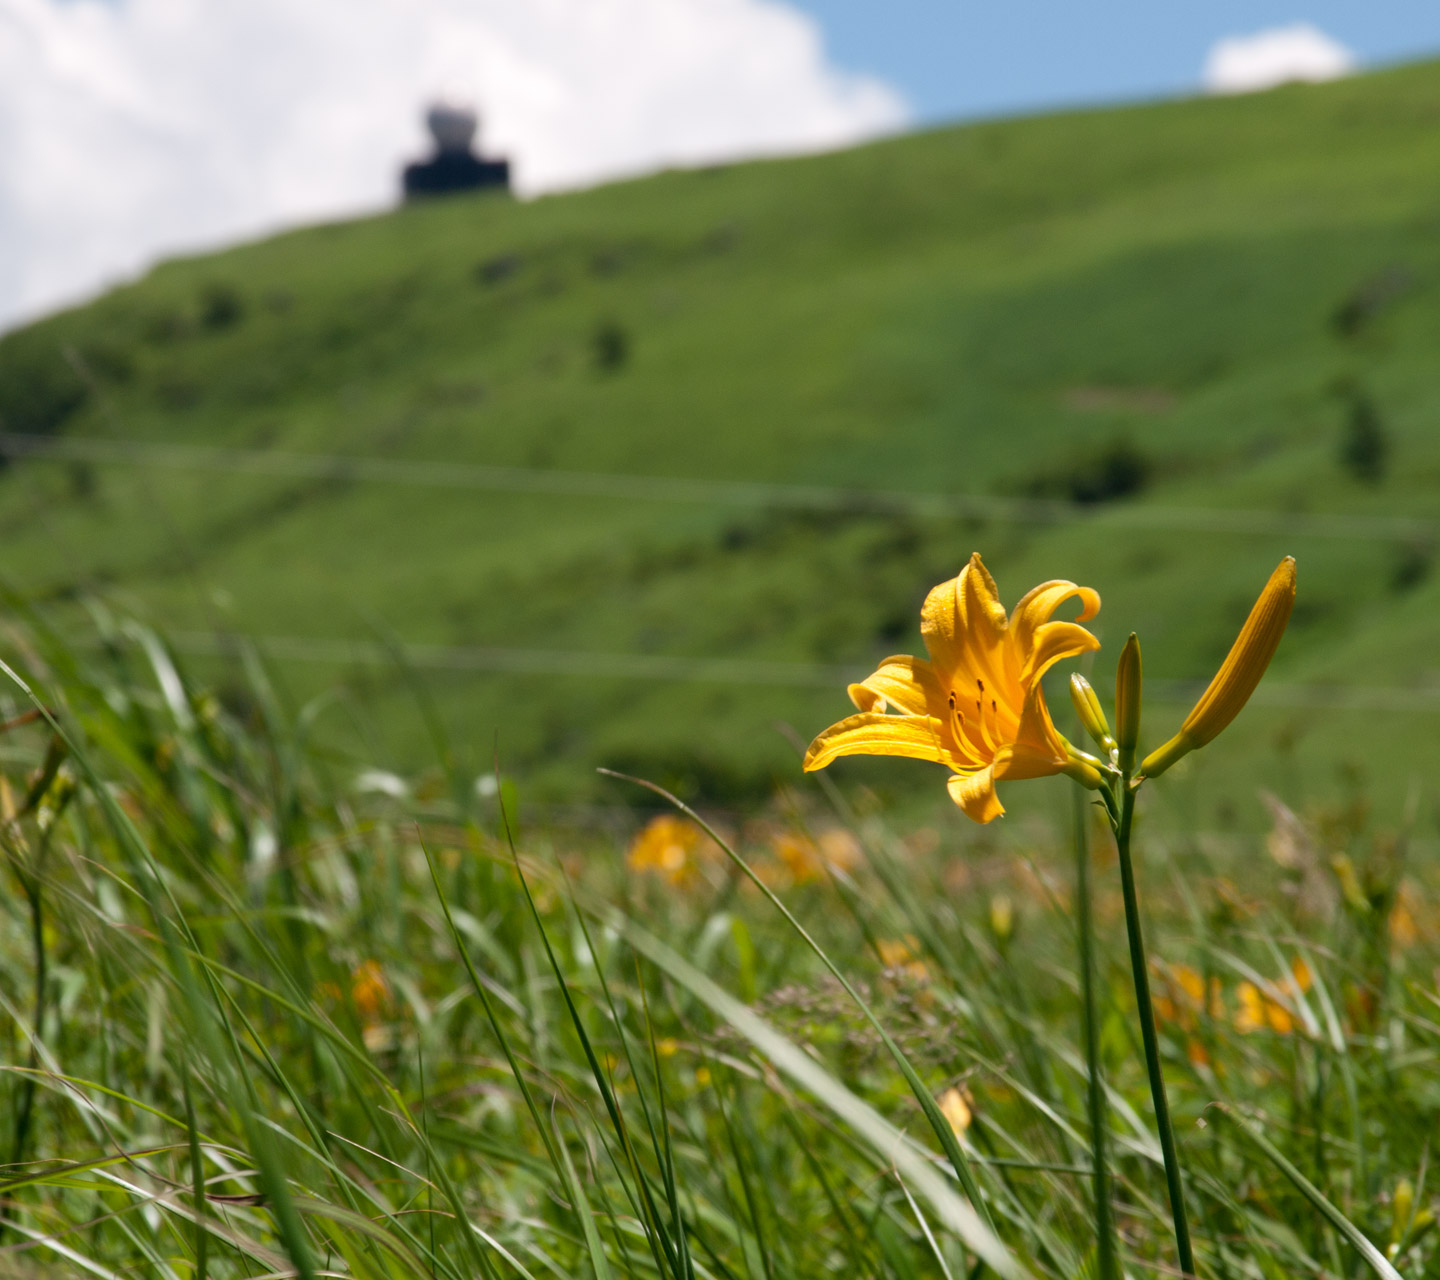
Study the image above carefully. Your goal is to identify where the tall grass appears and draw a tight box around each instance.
[0,601,1435,1277]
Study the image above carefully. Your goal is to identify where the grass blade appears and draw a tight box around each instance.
[555,1117,616,1280]
[1213,1103,1401,1280]
[605,906,1033,1279]
[599,770,997,1232]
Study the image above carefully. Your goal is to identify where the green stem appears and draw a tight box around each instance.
[1113,783,1195,1278]
[1,860,44,1241]
[1073,788,1119,1280]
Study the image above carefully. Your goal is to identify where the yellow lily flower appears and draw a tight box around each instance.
[803,553,1102,823]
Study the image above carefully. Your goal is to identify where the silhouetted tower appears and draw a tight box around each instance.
[402,102,510,199]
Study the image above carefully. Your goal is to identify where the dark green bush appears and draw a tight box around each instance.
[1339,387,1388,484]
[1025,435,1152,505]
[0,328,88,435]
[592,318,630,372]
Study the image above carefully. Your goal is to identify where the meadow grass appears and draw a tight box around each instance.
[1,602,1436,1278]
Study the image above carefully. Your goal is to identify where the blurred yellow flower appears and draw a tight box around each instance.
[938,1086,973,1137]
[351,960,390,1025]
[772,831,825,884]
[763,827,861,886]
[877,935,929,983]
[804,553,1102,823]
[319,961,393,1048]
[1290,955,1313,994]
[817,828,862,872]
[876,936,914,967]
[1390,882,1424,948]
[1236,981,1294,1034]
[1235,955,1312,1035]
[1172,964,1206,1004]
[627,815,718,887]
[1153,962,1221,1032]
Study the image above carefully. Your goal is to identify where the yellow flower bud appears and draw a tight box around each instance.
[1138,733,1189,780]
[1060,750,1106,791]
[989,893,1014,946]
[1069,673,1116,754]
[1409,1207,1435,1247]
[1393,1179,1415,1247]
[1330,853,1370,913]
[1114,633,1142,773]
[1141,557,1296,779]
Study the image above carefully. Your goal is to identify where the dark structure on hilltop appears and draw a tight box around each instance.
[402,103,510,199]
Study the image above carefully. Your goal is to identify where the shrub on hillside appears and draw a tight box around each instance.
[1339,386,1389,484]
[1024,434,1152,505]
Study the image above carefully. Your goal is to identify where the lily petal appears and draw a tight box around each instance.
[919,574,964,673]
[1012,580,1102,634]
[847,683,885,712]
[947,768,1005,823]
[956,553,1010,695]
[803,713,951,771]
[847,655,946,717]
[922,553,1006,680]
[1019,619,1103,685]
[993,688,1069,782]
[1012,581,1100,679]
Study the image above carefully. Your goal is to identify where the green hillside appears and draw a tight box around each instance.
[4,61,1440,822]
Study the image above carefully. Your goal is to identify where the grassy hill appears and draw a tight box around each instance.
[4,61,1440,824]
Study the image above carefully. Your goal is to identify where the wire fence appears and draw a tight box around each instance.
[12,429,1437,711]
[4,431,1437,541]
[166,630,1440,713]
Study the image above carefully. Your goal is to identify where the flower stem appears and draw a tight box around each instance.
[2,857,45,1241]
[1113,782,1195,1278]
[1073,787,1119,1280]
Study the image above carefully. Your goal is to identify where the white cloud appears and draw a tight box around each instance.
[0,0,906,330]
[1203,22,1356,96]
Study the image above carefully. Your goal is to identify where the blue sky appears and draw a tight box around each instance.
[793,2,1440,123]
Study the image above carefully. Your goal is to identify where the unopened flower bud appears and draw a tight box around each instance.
[989,893,1014,946]
[1142,558,1296,779]
[1137,734,1190,780]
[1393,1179,1415,1247]
[1114,634,1142,774]
[1331,854,1369,914]
[1409,1207,1435,1248]
[1069,673,1116,754]
[1060,749,1106,791]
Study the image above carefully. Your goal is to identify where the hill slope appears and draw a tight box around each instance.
[4,62,1440,823]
